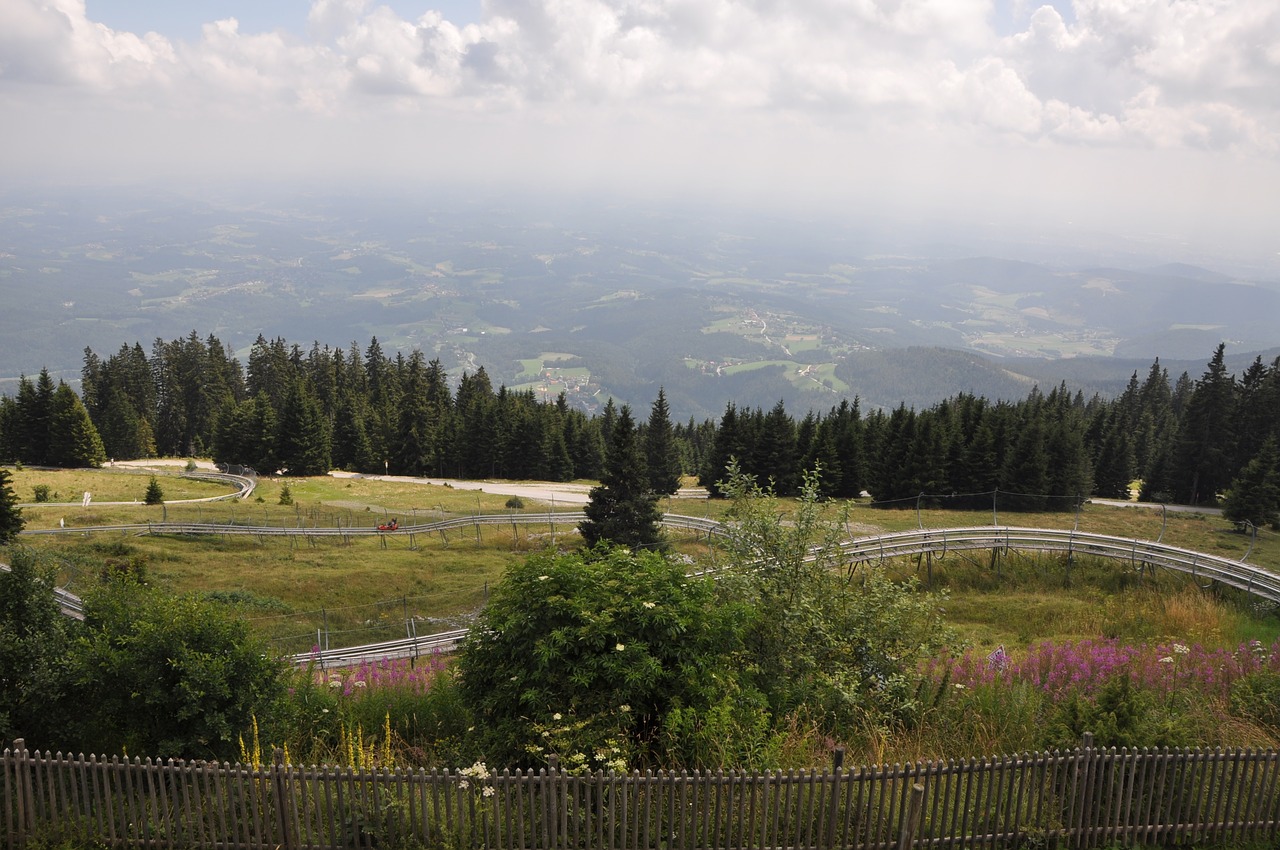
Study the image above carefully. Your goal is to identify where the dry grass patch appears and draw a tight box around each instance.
[9,465,238,510]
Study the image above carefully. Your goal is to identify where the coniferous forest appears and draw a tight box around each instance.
[0,334,1278,522]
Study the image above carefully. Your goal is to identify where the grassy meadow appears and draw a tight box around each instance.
[9,463,1280,664]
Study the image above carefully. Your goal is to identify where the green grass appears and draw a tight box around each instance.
[9,465,239,505]
[11,469,1280,662]
[722,359,795,375]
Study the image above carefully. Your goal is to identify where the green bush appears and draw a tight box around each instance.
[1229,671,1280,731]
[457,545,745,767]
[717,462,957,733]
[0,548,70,745]
[1040,675,1192,751]
[32,484,50,503]
[65,574,286,759]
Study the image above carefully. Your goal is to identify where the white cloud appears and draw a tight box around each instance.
[0,0,1277,254]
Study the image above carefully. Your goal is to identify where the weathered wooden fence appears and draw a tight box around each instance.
[5,737,1280,849]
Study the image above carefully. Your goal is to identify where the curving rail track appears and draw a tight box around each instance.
[15,516,1278,668]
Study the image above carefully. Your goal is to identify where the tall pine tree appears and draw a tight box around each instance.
[644,388,682,496]
[579,405,664,551]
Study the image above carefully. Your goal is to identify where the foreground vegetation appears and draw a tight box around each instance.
[5,464,1280,782]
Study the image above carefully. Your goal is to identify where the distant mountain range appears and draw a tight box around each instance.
[3,186,1278,420]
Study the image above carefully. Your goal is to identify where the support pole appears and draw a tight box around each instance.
[897,783,925,850]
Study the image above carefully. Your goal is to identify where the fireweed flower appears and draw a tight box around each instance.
[932,637,1280,702]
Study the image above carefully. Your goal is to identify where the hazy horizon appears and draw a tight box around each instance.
[3,0,1278,274]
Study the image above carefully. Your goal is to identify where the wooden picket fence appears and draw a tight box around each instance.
[5,736,1280,849]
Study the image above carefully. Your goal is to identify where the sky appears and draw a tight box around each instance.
[2,0,1279,267]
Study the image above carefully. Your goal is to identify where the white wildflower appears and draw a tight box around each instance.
[616,643,625,651]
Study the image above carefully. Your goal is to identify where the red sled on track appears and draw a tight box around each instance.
[377,519,399,531]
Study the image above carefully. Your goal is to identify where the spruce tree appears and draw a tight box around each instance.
[1224,438,1280,529]
[48,383,107,468]
[144,476,165,505]
[644,388,682,496]
[579,405,664,551]
[276,381,331,476]
[1169,344,1236,505]
[0,469,23,544]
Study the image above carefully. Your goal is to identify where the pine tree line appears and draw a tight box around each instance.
[0,334,1277,523]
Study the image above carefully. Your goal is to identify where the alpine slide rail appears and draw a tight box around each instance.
[12,511,1279,669]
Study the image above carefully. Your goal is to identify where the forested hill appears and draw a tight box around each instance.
[1,335,1278,524]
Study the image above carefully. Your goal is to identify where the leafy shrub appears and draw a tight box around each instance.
[457,545,745,767]
[65,574,285,759]
[504,495,524,510]
[32,484,50,503]
[1229,671,1280,731]
[201,589,291,613]
[1040,675,1192,750]
[717,462,956,734]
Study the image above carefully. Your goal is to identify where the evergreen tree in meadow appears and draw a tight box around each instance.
[144,476,165,505]
[580,405,664,551]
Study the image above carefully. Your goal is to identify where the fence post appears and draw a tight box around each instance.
[1073,732,1095,841]
[897,783,925,850]
[12,739,31,845]
[825,747,845,849]
[546,755,560,850]
[272,748,295,850]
